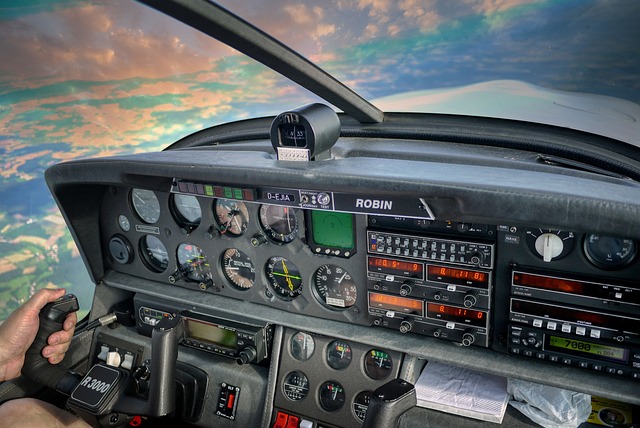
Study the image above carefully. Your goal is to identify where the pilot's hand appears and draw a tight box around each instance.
[0,288,78,382]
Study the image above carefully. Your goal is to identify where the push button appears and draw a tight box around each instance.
[273,411,289,428]
[286,415,300,428]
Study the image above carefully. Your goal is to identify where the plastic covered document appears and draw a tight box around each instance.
[415,361,509,423]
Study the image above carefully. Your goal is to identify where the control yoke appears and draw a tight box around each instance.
[22,294,185,426]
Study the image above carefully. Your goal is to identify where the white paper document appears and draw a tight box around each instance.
[415,361,509,423]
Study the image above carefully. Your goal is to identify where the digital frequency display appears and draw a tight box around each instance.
[510,299,640,334]
[427,303,486,327]
[311,210,354,249]
[427,265,489,288]
[184,318,238,350]
[513,272,585,294]
[368,256,424,279]
[369,292,423,316]
[546,335,628,364]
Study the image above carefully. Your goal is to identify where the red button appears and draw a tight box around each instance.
[273,411,289,428]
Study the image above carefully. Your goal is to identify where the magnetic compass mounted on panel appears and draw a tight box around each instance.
[270,103,340,161]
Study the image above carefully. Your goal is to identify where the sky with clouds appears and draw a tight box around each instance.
[0,0,639,183]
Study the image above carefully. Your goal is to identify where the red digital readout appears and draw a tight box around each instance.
[427,265,488,288]
[369,292,423,316]
[368,256,424,279]
[513,272,584,294]
[426,303,486,327]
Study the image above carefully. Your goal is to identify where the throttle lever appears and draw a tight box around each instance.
[22,294,82,395]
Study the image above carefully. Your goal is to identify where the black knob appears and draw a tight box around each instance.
[469,251,484,265]
[236,346,257,365]
[399,319,414,334]
[433,328,442,338]
[463,292,478,308]
[399,282,413,296]
[462,330,476,346]
[251,234,268,247]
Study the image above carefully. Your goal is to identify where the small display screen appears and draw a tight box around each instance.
[513,272,585,294]
[510,299,640,333]
[546,335,628,364]
[427,265,489,288]
[368,256,424,279]
[427,303,487,327]
[311,211,354,250]
[184,317,238,350]
[369,292,423,316]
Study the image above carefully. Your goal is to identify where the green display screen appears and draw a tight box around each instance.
[184,318,238,350]
[547,335,628,363]
[311,211,354,249]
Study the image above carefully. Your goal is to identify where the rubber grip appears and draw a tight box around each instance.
[22,294,79,392]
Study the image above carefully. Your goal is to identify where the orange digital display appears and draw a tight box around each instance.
[427,265,489,288]
[368,256,424,279]
[427,303,487,327]
[513,272,584,294]
[369,292,423,316]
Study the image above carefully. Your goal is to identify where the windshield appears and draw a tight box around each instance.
[1,0,638,320]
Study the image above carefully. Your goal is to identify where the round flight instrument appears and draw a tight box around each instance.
[131,189,160,224]
[265,257,303,300]
[584,234,636,269]
[176,243,211,283]
[290,331,315,361]
[259,205,299,243]
[319,380,346,412]
[221,248,255,289]
[326,340,352,370]
[283,371,309,401]
[171,194,201,230]
[353,391,373,423]
[139,235,169,273]
[364,349,393,380]
[313,265,357,310]
[214,199,249,237]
